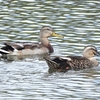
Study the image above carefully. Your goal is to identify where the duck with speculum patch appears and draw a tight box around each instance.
[0,26,63,57]
[44,45,100,72]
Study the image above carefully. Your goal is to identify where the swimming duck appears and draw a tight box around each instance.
[44,45,100,72]
[0,26,63,56]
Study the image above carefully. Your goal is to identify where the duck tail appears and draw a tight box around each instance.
[44,57,60,69]
[0,43,14,54]
[0,49,10,54]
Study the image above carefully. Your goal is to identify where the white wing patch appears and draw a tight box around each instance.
[60,56,72,61]
[0,49,10,54]
[16,43,24,47]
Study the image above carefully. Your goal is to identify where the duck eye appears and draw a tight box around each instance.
[93,51,96,55]
[47,28,50,31]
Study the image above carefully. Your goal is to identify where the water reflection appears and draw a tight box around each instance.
[0,0,100,99]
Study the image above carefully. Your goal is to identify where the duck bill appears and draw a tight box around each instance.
[96,51,100,56]
[52,32,64,38]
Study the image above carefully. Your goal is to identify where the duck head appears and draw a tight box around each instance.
[40,26,63,38]
[82,45,100,58]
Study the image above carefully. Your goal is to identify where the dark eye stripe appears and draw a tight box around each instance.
[47,28,50,30]
[91,48,97,52]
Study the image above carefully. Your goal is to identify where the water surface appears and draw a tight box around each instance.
[0,0,100,99]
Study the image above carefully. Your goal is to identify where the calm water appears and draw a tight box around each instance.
[0,0,100,99]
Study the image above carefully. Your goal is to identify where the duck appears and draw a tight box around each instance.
[0,26,63,56]
[44,45,100,72]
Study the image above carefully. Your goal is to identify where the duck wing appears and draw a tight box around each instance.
[44,56,93,71]
[44,56,71,70]
[0,42,40,54]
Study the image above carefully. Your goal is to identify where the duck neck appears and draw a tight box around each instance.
[89,57,99,67]
[40,38,54,53]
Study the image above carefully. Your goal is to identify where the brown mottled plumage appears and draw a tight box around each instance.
[0,26,63,56]
[44,45,100,72]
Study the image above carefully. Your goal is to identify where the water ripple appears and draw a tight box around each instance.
[0,0,100,99]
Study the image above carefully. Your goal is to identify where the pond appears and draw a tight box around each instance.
[0,0,100,99]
